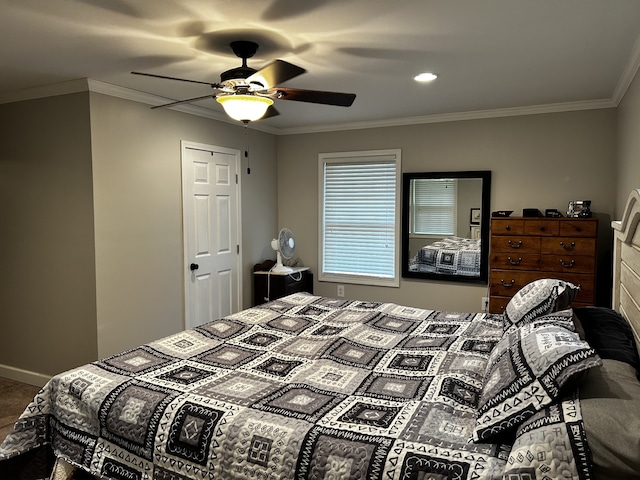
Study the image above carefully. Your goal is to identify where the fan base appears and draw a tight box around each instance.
[271,264,294,274]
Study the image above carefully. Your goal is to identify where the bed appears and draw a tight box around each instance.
[409,236,481,276]
[2,188,640,480]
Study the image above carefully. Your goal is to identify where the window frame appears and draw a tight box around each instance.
[318,149,401,287]
[409,178,458,237]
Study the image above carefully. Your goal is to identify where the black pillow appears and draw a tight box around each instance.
[573,307,640,376]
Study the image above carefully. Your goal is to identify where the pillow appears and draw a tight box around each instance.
[526,308,577,331]
[473,319,601,442]
[579,359,640,480]
[573,307,640,376]
[503,278,580,333]
[504,392,593,479]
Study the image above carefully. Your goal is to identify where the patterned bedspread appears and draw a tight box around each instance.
[410,236,481,276]
[0,294,592,480]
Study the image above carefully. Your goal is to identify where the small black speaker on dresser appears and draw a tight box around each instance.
[522,208,543,217]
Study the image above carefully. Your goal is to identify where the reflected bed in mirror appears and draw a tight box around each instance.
[401,171,491,284]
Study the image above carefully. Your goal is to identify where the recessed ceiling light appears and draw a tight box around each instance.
[414,72,438,82]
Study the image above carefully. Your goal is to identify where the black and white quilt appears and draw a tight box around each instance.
[410,236,481,276]
[0,293,593,479]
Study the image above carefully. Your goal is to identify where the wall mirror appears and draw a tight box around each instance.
[401,171,491,283]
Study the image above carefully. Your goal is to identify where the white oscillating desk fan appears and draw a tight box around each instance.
[271,228,295,274]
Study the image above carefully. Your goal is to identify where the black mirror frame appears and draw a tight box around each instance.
[401,170,491,284]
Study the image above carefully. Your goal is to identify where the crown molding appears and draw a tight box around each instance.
[0,77,277,135]
[0,77,625,136]
[612,32,640,106]
[0,78,89,104]
[276,98,617,135]
[86,80,279,135]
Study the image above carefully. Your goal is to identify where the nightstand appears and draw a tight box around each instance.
[253,265,313,306]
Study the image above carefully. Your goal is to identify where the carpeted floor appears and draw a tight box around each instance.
[0,377,41,443]
[0,378,102,479]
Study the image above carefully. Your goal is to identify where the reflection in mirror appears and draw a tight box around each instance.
[401,171,491,283]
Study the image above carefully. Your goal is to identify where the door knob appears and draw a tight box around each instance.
[190,263,199,271]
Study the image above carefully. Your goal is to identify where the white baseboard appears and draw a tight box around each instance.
[0,364,51,387]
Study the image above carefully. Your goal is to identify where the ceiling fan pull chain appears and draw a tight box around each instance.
[244,124,250,175]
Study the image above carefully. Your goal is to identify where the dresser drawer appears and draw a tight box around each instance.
[488,295,510,314]
[489,270,595,304]
[491,219,524,235]
[540,255,596,274]
[556,273,595,304]
[489,293,595,314]
[524,220,559,236]
[489,253,540,270]
[559,220,597,237]
[491,235,540,253]
[489,270,537,297]
[540,237,596,256]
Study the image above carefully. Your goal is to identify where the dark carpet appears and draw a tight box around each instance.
[0,377,41,444]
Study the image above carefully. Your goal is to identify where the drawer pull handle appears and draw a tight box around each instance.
[505,225,511,231]
[508,256,522,265]
[501,279,516,288]
[508,240,522,249]
[559,241,576,250]
[539,226,545,232]
[560,259,575,268]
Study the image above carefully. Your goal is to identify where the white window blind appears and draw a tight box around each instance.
[411,178,457,235]
[319,150,400,286]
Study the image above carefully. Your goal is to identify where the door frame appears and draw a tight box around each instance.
[180,140,243,328]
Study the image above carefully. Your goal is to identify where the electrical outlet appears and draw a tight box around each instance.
[337,285,345,297]
[482,297,489,311]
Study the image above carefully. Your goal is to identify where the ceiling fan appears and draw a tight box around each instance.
[132,40,356,123]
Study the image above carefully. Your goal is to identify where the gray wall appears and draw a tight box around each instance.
[276,109,618,312]
[617,69,640,215]
[89,93,278,358]
[0,93,98,382]
[0,91,278,384]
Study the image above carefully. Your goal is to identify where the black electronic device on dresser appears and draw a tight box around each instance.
[253,260,313,306]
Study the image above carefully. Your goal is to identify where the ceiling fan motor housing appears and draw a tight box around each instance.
[220,66,257,83]
[221,41,261,86]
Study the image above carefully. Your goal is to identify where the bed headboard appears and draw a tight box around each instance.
[612,188,640,348]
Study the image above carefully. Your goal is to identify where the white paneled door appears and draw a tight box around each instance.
[182,141,241,329]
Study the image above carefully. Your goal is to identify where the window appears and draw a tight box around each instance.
[319,149,401,287]
[410,178,457,236]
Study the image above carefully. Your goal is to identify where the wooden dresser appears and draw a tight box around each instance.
[489,217,597,313]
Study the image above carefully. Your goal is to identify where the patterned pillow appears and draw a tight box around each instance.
[525,308,577,332]
[503,278,580,333]
[504,392,593,479]
[473,320,601,442]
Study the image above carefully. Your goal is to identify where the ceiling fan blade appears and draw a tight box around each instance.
[262,104,280,119]
[151,94,215,109]
[270,87,356,107]
[247,60,306,89]
[132,71,220,88]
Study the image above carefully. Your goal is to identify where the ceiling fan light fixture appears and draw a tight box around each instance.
[414,72,438,82]
[216,94,274,122]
